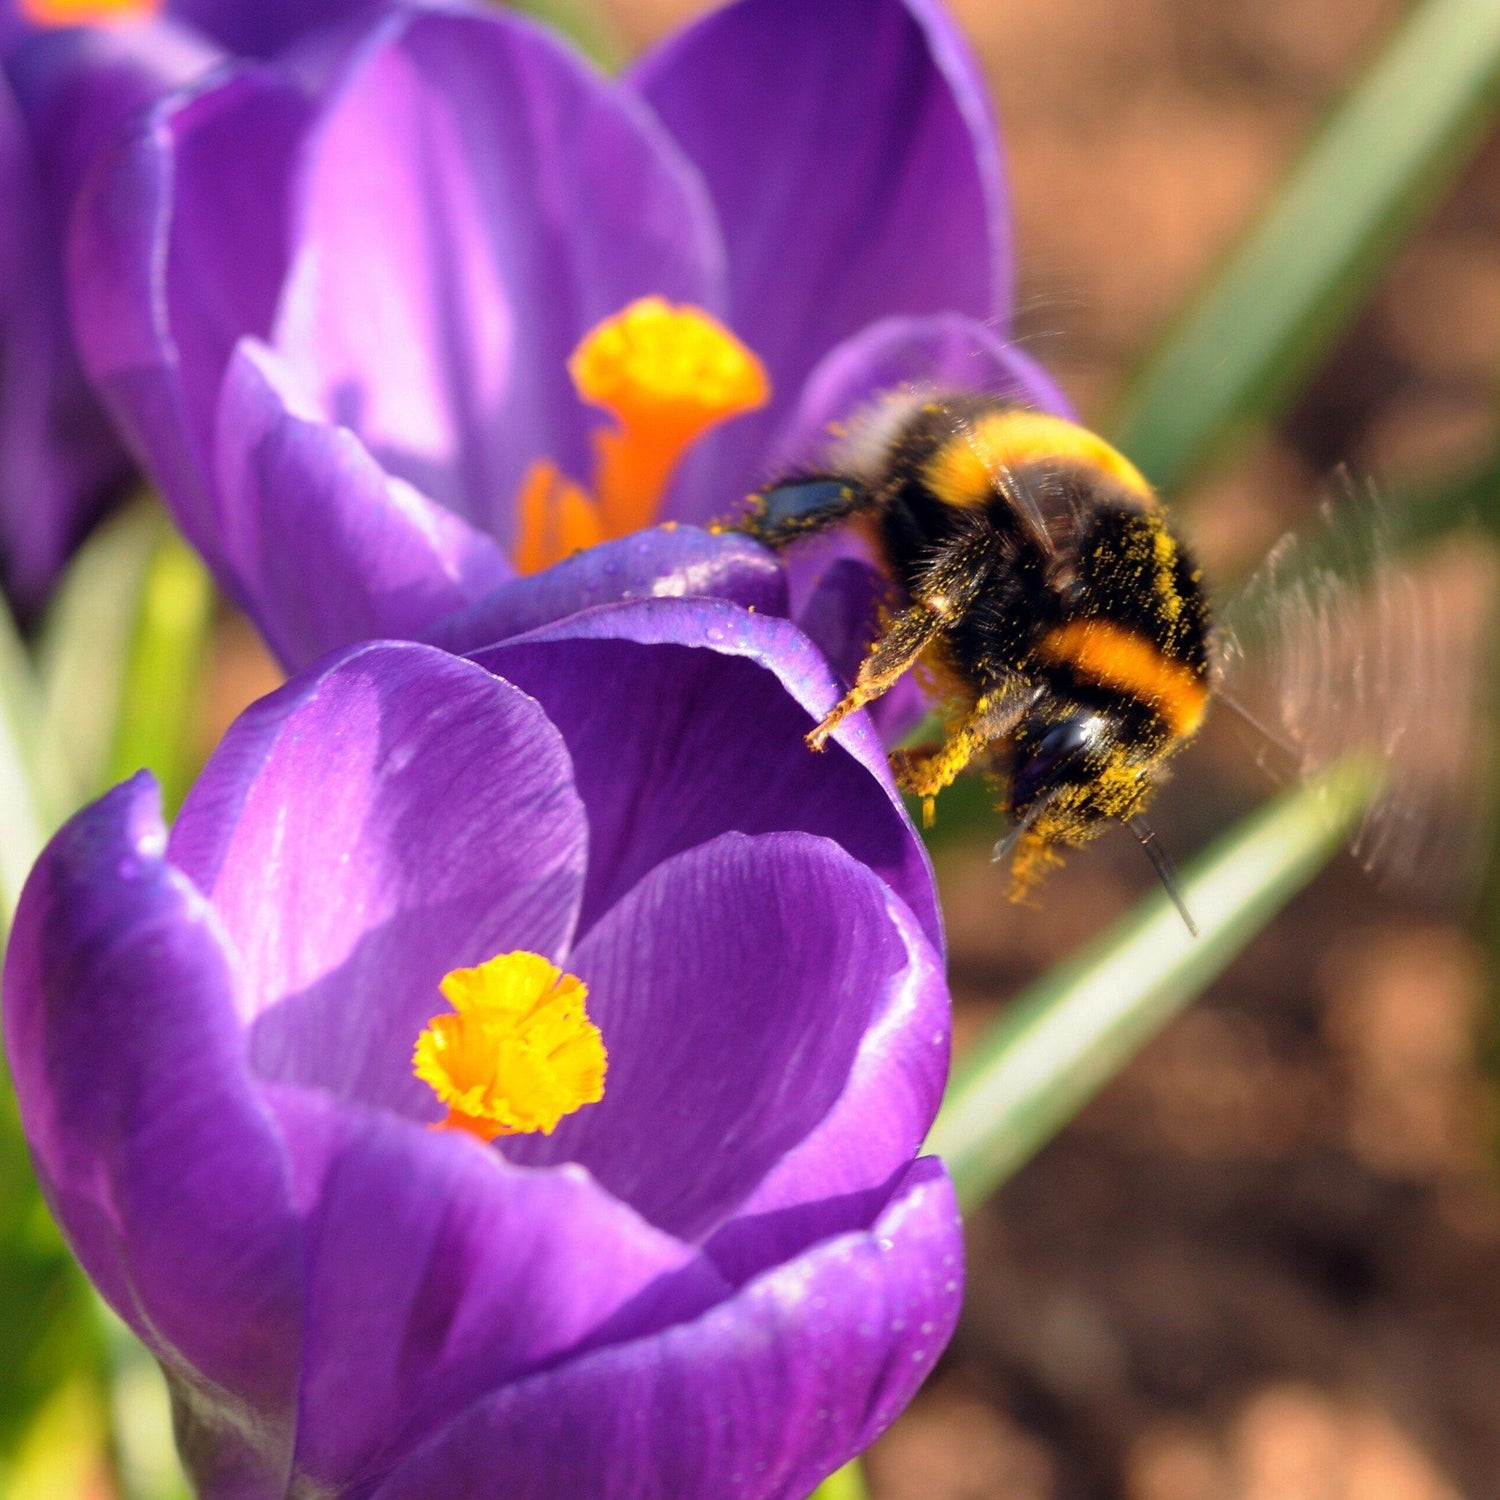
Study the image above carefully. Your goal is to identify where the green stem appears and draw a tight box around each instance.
[98,1304,189,1500]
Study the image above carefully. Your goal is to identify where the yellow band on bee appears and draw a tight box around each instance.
[924,411,1155,511]
[1037,620,1207,739]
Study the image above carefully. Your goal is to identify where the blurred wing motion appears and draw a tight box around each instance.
[1215,476,1497,903]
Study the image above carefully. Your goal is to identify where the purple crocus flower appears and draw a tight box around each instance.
[0,0,384,607]
[5,591,959,1499]
[70,0,1071,675]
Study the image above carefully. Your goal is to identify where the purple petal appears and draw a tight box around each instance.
[0,17,219,606]
[272,6,724,546]
[5,16,220,194]
[424,524,788,657]
[0,75,23,287]
[504,832,904,1241]
[368,1157,962,1500]
[167,641,587,1119]
[69,66,312,569]
[1,775,301,1492]
[636,0,1008,517]
[265,1084,727,1494]
[169,0,384,60]
[0,75,127,608]
[469,597,941,949]
[703,887,948,1286]
[214,339,511,670]
[794,555,885,691]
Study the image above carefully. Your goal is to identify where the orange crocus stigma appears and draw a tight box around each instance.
[512,463,605,577]
[21,0,161,23]
[513,297,769,573]
[413,952,606,1142]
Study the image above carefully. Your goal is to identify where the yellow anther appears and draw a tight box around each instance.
[570,296,768,440]
[21,0,160,22]
[512,297,769,573]
[413,952,606,1142]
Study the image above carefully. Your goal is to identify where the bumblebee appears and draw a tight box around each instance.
[738,392,1212,928]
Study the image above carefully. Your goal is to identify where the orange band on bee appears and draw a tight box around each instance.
[923,411,1155,511]
[1037,621,1207,738]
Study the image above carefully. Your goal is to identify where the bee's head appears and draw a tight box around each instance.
[998,701,1199,934]
[1000,704,1159,888]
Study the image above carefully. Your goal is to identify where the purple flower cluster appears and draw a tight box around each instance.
[69,0,1068,669]
[0,0,1068,1491]
[7,593,958,1498]
[0,0,382,606]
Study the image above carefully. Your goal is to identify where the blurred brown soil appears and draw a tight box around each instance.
[592,1,1500,1495]
[203,1,1500,1492]
[897,839,1500,1500]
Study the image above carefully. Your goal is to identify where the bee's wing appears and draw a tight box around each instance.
[1214,475,1497,903]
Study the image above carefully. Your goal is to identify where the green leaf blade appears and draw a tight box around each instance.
[104,520,215,817]
[1113,0,1500,494]
[501,0,625,68]
[811,1459,870,1500]
[36,501,166,807]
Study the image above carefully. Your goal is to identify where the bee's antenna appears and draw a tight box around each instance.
[991,824,1023,865]
[1127,817,1199,938]
[991,803,1045,865]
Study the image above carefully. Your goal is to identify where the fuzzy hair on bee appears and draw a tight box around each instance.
[738,391,1214,927]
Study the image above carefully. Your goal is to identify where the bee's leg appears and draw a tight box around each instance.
[807,532,999,750]
[893,721,984,801]
[735,478,870,549]
[806,603,945,750]
[893,685,1033,823]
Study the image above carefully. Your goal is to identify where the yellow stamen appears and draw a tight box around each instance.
[21,0,160,22]
[413,951,606,1142]
[572,297,769,537]
[512,297,769,573]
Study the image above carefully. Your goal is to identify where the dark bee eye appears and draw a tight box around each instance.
[1010,714,1097,811]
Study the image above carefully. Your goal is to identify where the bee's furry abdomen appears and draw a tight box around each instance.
[1072,504,1213,676]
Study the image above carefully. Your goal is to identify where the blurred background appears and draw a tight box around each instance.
[590,2,1500,1497]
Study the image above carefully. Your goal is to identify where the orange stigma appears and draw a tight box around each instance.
[21,0,161,23]
[413,951,606,1141]
[514,297,768,573]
